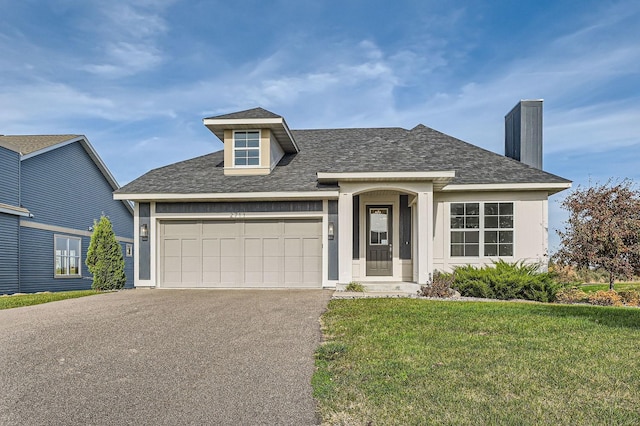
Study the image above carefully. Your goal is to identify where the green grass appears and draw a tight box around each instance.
[579,282,640,293]
[313,299,640,425]
[0,290,101,310]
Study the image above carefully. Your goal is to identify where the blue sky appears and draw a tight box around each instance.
[1,0,639,251]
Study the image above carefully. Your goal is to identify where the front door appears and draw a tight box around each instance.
[366,206,392,276]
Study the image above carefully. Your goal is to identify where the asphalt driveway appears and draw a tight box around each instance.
[0,289,332,425]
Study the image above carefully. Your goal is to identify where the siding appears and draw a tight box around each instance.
[20,142,133,238]
[19,226,134,293]
[0,213,19,294]
[16,141,134,292]
[0,147,20,206]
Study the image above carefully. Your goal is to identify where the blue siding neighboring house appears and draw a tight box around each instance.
[0,135,134,294]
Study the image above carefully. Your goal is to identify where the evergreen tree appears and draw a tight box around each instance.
[86,215,126,290]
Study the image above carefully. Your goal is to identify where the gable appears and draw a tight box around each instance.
[20,141,133,236]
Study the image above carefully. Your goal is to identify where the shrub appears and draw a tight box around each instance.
[555,288,589,304]
[345,282,365,292]
[588,290,623,307]
[452,260,561,302]
[618,290,640,307]
[86,215,126,291]
[419,271,455,298]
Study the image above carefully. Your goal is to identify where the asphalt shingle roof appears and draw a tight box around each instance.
[116,124,569,195]
[0,135,80,155]
[205,107,282,120]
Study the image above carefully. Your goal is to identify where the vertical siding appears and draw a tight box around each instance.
[20,142,133,238]
[328,200,339,280]
[399,195,412,259]
[0,147,20,206]
[19,226,133,293]
[139,203,151,280]
[0,213,19,294]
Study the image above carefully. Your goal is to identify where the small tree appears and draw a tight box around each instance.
[555,180,640,290]
[86,215,126,290]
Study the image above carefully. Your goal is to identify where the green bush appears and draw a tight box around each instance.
[345,282,366,292]
[452,260,561,302]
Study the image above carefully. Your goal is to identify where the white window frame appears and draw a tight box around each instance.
[54,234,82,278]
[483,202,514,257]
[233,130,261,167]
[449,202,514,258]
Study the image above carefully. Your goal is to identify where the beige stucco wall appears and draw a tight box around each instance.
[432,190,549,273]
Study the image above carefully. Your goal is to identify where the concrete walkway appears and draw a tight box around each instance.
[0,289,332,425]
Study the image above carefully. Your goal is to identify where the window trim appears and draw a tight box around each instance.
[54,234,82,278]
[232,130,261,167]
[449,201,515,258]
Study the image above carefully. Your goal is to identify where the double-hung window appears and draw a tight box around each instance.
[233,131,260,166]
[450,202,514,257]
[450,203,480,256]
[483,203,514,256]
[55,235,81,277]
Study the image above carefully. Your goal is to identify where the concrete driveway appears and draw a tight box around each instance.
[0,289,332,425]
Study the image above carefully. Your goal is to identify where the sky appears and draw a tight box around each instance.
[1,0,639,252]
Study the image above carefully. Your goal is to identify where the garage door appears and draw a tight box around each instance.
[160,219,322,288]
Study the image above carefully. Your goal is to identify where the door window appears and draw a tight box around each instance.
[369,208,388,245]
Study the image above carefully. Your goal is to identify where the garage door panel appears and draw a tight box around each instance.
[163,239,181,257]
[203,221,237,236]
[244,239,263,257]
[220,238,239,256]
[245,220,280,235]
[284,238,301,257]
[302,238,322,256]
[263,256,281,272]
[202,239,220,257]
[160,219,321,288]
[303,256,321,272]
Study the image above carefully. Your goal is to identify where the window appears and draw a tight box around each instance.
[450,202,514,257]
[55,235,81,277]
[233,131,260,166]
[450,203,480,256]
[484,203,514,256]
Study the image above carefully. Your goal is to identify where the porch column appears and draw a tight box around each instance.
[338,191,353,283]
[416,191,433,284]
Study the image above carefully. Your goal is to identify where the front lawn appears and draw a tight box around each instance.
[0,290,101,310]
[313,299,640,425]
[580,282,640,293]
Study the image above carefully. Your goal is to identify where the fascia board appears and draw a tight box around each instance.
[317,171,456,182]
[441,182,572,194]
[113,191,340,201]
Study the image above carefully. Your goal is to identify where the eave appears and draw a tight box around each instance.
[203,117,299,153]
[441,182,572,195]
[113,190,340,202]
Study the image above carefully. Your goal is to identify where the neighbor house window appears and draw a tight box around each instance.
[450,202,514,257]
[233,130,260,166]
[55,235,81,277]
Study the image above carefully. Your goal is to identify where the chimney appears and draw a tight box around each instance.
[505,99,543,169]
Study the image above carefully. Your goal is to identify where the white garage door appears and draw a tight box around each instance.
[160,219,322,288]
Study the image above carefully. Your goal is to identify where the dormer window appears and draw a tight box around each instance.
[234,131,260,166]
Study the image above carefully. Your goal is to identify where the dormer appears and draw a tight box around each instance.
[203,107,299,176]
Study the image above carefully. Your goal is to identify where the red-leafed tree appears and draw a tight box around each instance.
[556,180,640,290]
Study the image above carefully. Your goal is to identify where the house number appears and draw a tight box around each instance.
[230,212,245,218]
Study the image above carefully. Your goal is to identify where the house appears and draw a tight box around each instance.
[114,100,571,289]
[0,135,134,294]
